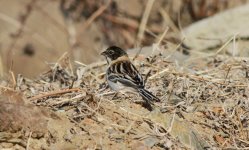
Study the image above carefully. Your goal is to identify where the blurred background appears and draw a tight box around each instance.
[0,0,249,78]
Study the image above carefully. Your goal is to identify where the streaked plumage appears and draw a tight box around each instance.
[101,46,160,110]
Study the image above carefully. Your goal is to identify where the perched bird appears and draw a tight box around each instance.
[101,46,160,110]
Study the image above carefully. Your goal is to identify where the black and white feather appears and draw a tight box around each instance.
[101,46,160,105]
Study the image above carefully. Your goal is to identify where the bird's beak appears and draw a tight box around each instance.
[101,51,107,56]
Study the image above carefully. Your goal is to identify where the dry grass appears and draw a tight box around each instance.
[1,44,249,149]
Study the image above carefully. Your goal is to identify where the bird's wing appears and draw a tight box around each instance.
[107,60,144,89]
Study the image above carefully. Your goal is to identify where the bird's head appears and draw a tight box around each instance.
[101,46,128,61]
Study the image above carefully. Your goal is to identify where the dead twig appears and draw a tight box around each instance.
[0,85,15,91]
[223,66,231,84]
[132,47,143,61]
[29,88,83,101]
[136,0,155,46]
[26,131,32,150]
[77,0,111,36]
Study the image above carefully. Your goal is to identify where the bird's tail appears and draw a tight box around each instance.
[138,88,160,102]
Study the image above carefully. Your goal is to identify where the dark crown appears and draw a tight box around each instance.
[103,46,128,60]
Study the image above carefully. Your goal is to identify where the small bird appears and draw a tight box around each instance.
[101,46,160,110]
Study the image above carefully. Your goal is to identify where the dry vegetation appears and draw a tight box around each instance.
[1,0,249,149]
[1,45,249,149]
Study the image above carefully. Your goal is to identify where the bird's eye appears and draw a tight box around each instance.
[109,50,114,55]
